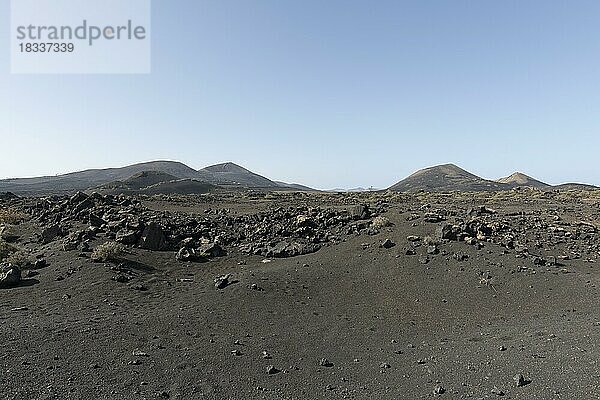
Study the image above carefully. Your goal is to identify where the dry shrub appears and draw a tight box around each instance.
[0,208,29,225]
[5,250,30,267]
[424,235,439,246]
[91,241,126,262]
[0,240,17,261]
[371,216,393,229]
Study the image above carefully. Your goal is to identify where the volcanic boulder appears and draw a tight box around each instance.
[41,224,63,244]
[436,223,456,241]
[0,264,21,288]
[348,205,370,220]
[138,223,166,251]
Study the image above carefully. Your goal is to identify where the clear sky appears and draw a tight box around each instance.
[1,0,599,189]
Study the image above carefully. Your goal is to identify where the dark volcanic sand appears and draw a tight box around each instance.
[1,191,600,399]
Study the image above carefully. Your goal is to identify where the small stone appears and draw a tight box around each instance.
[131,283,148,291]
[319,358,333,367]
[266,365,279,375]
[25,270,39,278]
[176,247,195,261]
[465,237,477,245]
[113,274,130,283]
[427,245,439,255]
[132,349,149,357]
[433,385,445,394]
[436,223,455,241]
[214,274,231,289]
[0,265,21,288]
[513,373,528,387]
[381,239,396,249]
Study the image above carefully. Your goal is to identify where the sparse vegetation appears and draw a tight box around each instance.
[0,240,17,262]
[5,250,31,267]
[91,241,127,262]
[478,271,497,293]
[0,207,29,225]
[1,186,599,397]
[424,235,439,246]
[371,216,393,229]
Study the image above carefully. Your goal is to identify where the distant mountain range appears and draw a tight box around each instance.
[326,187,380,193]
[387,164,597,192]
[0,161,312,195]
[0,161,596,195]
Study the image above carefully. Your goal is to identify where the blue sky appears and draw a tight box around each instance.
[1,0,599,189]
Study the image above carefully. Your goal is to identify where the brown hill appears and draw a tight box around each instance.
[388,164,506,192]
[196,162,280,188]
[495,172,551,189]
[0,161,199,195]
